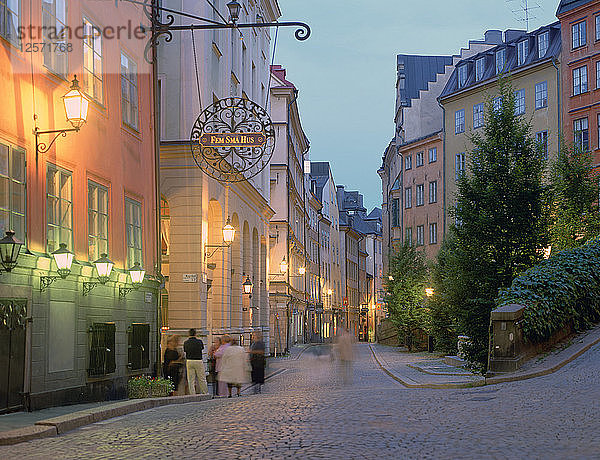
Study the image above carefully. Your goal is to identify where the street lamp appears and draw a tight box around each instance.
[40,243,74,291]
[34,76,89,158]
[205,217,236,260]
[227,0,242,24]
[243,275,253,295]
[425,288,435,297]
[280,257,288,274]
[298,266,306,275]
[83,253,114,295]
[119,263,146,299]
[0,230,23,273]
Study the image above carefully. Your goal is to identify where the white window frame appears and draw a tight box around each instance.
[416,225,424,246]
[538,31,549,58]
[573,65,588,95]
[473,103,484,128]
[455,109,465,134]
[596,15,600,41]
[416,151,424,167]
[536,131,548,160]
[517,40,528,65]
[495,48,506,74]
[0,141,26,244]
[572,20,586,49]
[83,17,103,103]
[46,163,73,253]
[404,187,412,209]
[455,152,466,180]
[535,81,548,109]
[429,181,437,204]
[428,147,437,163]
[574,118,589,151]
[405,155,412,170]
[88,180,109,262]
[0,0,20,46]
[415,184,424,207]
[125,197,143,267]
[405,227,412,246]
[493,96,502,112]
[475,58,485,81]
[596,61,600,89]
[514,89,525,115]
[458,65,467,88]
[429,223,437,245]
[42,0,67,77]
[121,52,139,130]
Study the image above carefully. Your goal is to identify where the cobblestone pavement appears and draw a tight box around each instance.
[2,343,600,459]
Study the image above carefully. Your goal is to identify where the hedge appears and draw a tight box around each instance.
[496,237,600,343]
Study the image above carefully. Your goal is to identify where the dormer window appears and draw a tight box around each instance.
[538,31,549,58]
[495,48,506,74]
[458,65,468,88]
[475,58,485,81]
[517,40,528,65]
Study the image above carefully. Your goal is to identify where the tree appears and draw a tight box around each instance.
[549,141,600,253]
[441,78,548,369]
[384,242,429,351]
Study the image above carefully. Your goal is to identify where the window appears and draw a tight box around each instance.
[405,227,412,246]
[473,103,484,128]
[89,323,116,376]
[597,15,600,41]
[538,31,549,58]
[83,18,103,103]
[572,20,586,49]
[475,58,485,81]
[121,53,138,129]
[517,40,528,65]
[0,0,20,45]
[404,187,412,209]
[405,155,412,170]
[493,96,502,112]
[416,184,424,207]
[458,65,467,88]
[428,147,437,163]
[574,118,589,151]
[495,49,506,74]
[455,109,465,134]
[125,197,143,267]
[429,181,437,204]
[88,181,108,261]
[514,89,525,115]
[598,114,600,150]
[128,323,150,370]
[391,198,399,227]
[47,164,72,252]
[536,131,548,160]
[535,81,548,109]
[398,75,406,90]
[416,225,424,246]
[416,151,424,167]
[0,142,25,243]
[455,152,466,180]
[573,66,588,95]
[596,61,600,89]
[42,0,67,76]
[429,223,437,244]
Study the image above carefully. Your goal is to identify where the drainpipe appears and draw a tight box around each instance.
[437,98,447,235]
[551,57,561,151]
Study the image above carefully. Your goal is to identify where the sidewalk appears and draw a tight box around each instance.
[370,323,600,389]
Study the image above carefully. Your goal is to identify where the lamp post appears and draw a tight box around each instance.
[83,253,114,295]
[34,76,89,159]
[0,230,23,273]
[40,243,74,291]
[205,217,236,261]
[119,263,147,299]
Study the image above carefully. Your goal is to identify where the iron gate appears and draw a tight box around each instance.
[0,299,27,413]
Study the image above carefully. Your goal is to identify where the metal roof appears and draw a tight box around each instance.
[556,0,594,15]
[397,54,453,107]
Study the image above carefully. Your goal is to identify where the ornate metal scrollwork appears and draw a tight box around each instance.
[141,0,175,64]
[190,97,275,183]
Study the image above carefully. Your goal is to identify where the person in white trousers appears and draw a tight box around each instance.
[184,329,209,395]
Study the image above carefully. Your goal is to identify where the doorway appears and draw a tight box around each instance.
[0,299,27,413]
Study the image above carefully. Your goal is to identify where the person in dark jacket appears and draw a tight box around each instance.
[184,328,208,395]
[249,330,266,393]
[163,335,183,392]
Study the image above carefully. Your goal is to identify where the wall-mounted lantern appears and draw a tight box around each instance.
[0,230,23,273]
[40,243,74,291]
[243,275,253,296]
[279,257,288,274]
[119,263,146,299]
[205,217,236,260]
[83,253,114,295]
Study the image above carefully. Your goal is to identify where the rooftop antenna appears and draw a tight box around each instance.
[506,0,541,31]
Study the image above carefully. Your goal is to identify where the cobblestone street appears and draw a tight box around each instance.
[2,343,600,459]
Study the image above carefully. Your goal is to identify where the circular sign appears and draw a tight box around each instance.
[190,97,275,183]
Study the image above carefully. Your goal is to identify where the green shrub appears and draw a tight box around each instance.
[497,237,600,343]
[128,376,174,399]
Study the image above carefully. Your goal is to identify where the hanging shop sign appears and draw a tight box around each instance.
[190,97,275,183]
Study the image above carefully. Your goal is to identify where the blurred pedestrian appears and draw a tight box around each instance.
[249,330,266,393]
[219,338,250,397]
[163,335,184,393]
[214,335,232,397]
[184,328,208,395]
[335,328,355,385]
[207,336,221,396]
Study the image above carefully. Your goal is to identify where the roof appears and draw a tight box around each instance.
[397,54,453,107]
[270,65,296,89]
[367,207,382,221]
[439,22,561,100]
[556,0,594,15]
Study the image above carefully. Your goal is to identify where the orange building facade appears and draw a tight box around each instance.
[0,0,159,411]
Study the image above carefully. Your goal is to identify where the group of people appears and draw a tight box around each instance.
[162,329,266,397]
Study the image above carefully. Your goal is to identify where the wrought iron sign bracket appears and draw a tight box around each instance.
[204,243,232,260]
[83,281,101,296]
[40,276,60,292]
[119,286,137,300]
[34,127,79,159]
[124,0,311,64]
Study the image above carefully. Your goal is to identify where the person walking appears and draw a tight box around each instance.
[219,338,250,397]
[207,336,221,397]
[249,330,266,393]
[214,335,232,397]
[163,335,183,393]
[184,328,208,395]
[335,328,355,385]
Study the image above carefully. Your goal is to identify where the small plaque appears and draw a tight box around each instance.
[145,292,153,303]
[183,273,198,283]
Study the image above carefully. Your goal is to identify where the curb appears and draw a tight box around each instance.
[369,345,485,389]
[0,394,211,446]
